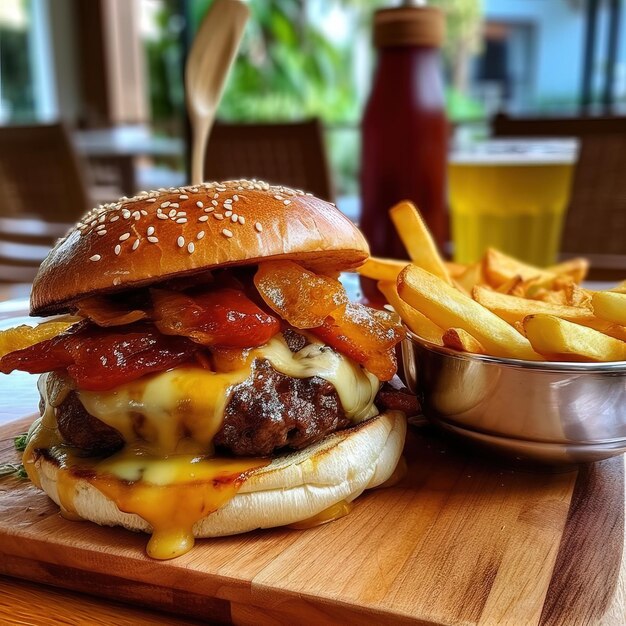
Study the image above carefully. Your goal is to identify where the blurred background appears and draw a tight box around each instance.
[0,0,625,282]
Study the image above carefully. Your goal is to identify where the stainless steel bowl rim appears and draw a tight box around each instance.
[406,331,626,373]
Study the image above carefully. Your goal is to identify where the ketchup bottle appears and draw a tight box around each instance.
[360,2,447,298]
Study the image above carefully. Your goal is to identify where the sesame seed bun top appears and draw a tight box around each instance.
[30,180,369,316]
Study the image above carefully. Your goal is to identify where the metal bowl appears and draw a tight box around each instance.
[402,334,626,464]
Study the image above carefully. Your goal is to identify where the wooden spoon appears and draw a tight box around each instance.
[185,0,250,185]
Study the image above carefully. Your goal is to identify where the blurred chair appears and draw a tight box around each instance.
[0,217,71,283]
[0,123,91,222]
[204,119,334,201]
[492,113,626,138]
[491,114,626,279]
[560,134,626,280]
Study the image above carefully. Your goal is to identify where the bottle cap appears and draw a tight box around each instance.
[374,5,445,48]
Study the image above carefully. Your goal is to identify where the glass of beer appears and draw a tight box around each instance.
[449,140,578,266]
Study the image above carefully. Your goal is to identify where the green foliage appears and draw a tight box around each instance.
[0,27,35,122]
[14,433,28,452]
[214,1,357,123]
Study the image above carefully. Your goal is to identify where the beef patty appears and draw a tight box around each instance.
[51,358,351,457]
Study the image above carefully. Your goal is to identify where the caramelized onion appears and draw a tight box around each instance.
[152,288,280,348]
[254,261,348,329]
[76,296,148,327]
[310,303,405,381]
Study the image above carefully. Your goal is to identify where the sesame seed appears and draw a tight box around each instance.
[110,215,120,222]
[222,228,233,238]
[115,245,121,255]
[168,209,177,218]
[132,210,140,219]
[238,215,245,225]
[161,201,171,208]
[176,211,186,217]
[187,242,195,253]
[140,210,148,216]
[177,236,185,248]
[89,254,101,262]
[122,210,131,218]
[179,194,188,200]
[233,194,239,201]
[231,214,238,222]
[255,222,263,232]
[224,198,233,205]
[119,233,130,241]
[97,230,107,236]
[198,215,209,222]
[170,203,179,209]
[146,198,156,203]
[225,210,233,218]
[283,200,291,205]
[204,207,214,213]
[197,231,205,240]
[176,218,187,224]
[274,195,283,200]
[214,214,224,220]
[132,239,140,250]
[196,201,204,208]
[212,200,218,206]
[148,236,159,243]
[96,224,106,230]
[213,193,219,199]
[147,226,155,236]
[157,214,168,220]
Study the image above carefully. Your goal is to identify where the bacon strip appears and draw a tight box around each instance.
[0,323,198,391]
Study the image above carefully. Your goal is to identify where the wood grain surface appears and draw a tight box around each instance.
[1,415,624,625]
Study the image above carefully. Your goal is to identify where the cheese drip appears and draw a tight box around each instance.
[49,444,268,559]
[26,333,381,560]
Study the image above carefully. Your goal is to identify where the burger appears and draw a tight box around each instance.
[0,179,412,559]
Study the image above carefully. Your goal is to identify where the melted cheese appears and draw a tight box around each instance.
[46,444,267,559]
[77,334,380,457]
[27,333,381,559]
[79,366,252,455]
[287,499,353,530]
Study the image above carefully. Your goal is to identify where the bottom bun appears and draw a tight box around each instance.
[35,410,406,537]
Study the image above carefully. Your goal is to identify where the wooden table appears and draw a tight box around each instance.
[1,294,626,625]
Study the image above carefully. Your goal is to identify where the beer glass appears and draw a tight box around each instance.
[449,140,578,266]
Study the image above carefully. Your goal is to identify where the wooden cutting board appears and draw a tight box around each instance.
[1,415,625,625]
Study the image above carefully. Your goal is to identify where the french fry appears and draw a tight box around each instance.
[482,248,554,288]
[455,262,485,294]
[389,201,452,285]
[611,280,626,294]
[357,257,408,282]
[547,257,589,284]
[569,284,593,308]
[377,280,444,345]
[445,262,468,279]
[495,275,524,295]
[576,318,626,341]
[397,265,540,360]
[473,286,595,326]
[524,315,626,362]
[532,288,569,306]
[592,291,626,325]
[442,328,486,354]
